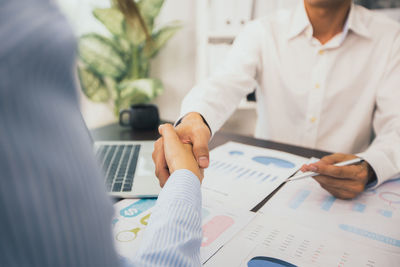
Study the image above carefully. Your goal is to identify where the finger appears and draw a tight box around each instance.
[152,138,170,187]
[300,164,308,172]
[312,162,361,180]
[159,124,183,152]
[313,175,365,194]
[191,134,210,168]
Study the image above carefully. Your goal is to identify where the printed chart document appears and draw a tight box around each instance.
[205,212,400,266]
[261,177,400,254]
[202,142,308,210]
[111,198,255,264]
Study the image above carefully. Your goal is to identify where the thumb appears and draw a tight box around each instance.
[191,134,210,168]
[159,124,182,153]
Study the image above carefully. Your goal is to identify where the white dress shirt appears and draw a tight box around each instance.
[181,1,400,187]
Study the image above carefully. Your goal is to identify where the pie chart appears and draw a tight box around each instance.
[248,256,296,267]
[252,156,295,169]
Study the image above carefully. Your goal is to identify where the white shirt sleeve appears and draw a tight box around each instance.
[357,34,400,187]
[129,169,202,267]
[180,21,262,135]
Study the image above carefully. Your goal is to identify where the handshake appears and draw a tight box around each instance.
[152,113,212,186]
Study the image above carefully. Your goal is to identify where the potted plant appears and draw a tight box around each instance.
[77,0,181,117]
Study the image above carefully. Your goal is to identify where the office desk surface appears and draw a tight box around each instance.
[92,123,400,265]
[91,123,331,209]
[91,123,331,159]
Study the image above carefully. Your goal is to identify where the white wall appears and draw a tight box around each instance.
[150,0,197,123]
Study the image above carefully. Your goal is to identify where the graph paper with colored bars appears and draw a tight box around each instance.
[205,212,400,267]
[111,198,255,264]
[260,176,400,253]
[202,142,307,210]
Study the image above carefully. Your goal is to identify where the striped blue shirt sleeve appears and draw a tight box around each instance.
[126,169,203,267]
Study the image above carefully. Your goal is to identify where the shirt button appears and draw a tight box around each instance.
[310,117,317,123]
[319,50,325,55]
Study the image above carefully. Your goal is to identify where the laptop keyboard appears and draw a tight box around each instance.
[96,144,141,192]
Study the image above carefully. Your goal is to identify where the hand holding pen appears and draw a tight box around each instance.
[293,153,376,200]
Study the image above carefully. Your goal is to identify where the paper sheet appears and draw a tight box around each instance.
[112,198,255,264]
[260,176,400,253]
[205,211,400,267]
[200,199,255,263]
[202,142,308,210]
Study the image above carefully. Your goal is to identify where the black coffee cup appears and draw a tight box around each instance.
[119,104,160,130]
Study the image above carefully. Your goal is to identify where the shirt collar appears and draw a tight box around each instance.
[286,1,372,41]
[286,0,310,40]
[346,3,372,39]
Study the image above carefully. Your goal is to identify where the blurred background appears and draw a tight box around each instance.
[57,0,400,136]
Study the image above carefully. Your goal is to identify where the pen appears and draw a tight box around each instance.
[287,158,364,182]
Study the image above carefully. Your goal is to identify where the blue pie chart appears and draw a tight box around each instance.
[252,156,295,169]
[248,256,296,267]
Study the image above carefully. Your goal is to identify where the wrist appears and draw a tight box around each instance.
[177,112,212,136]
[366,163,377,187]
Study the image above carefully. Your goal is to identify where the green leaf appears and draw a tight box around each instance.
[144,22,182,58]
[93,8,125,37]
[137,0,164,30]
[125,21,147,46]
[117,78,163,109]
[77,63,110,102]
[78,34,127,78]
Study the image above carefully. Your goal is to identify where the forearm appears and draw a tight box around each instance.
[359,34,400,187]
[131,169,202,267]
[180,21,262,134]
[180,75,255,135]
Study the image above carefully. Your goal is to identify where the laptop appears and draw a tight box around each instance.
[95,141,161,198]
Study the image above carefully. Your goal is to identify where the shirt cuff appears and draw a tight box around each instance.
[357,149,399,188]
[157,169,202,210]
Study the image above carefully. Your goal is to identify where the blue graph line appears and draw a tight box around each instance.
[236,167,244,173]
[339,224,400,248]
[229,150,244,156]
[237,169,250,179]
[270,176,278,182]
[321,196,336,211]
[228,165,238,172]
[252,156,295,169]
[379,209,393,218]
[289,190,311,210]
[262,175,270,182]
[352,203,366,212]
[222,164,232,170]
[249,170,257,177]
[215,162,226,169]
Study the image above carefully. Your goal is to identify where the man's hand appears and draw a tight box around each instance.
[152,113,211,185]
[152,124,203,187]
[175,112,212,168]
[301,153,375,199]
